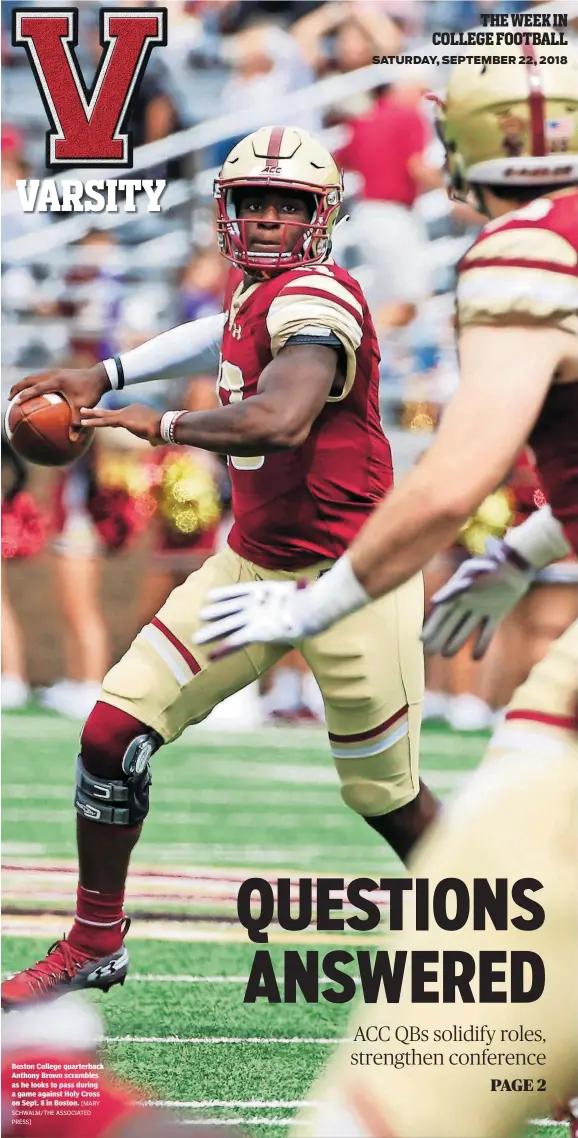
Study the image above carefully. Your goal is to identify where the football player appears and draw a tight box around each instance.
[293,716,578,1138]
[3,127,437,1009]
[197,52,578,1138]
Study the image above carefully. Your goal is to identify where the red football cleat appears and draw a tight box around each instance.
[1,918,130,1010]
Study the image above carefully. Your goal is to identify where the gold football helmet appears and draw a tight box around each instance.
[433,46,578,199]
[214,125,343,273]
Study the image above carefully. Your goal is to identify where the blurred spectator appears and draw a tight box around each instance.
[479,573,578,720]
[423,454,578,731]
[85,18,185,181]
[291,2,402,125]
[180,247,228,322]
[137,375,225,625]
[2,123,23,157]
[39,451,111,720]
[36,229,133,720]
[1,575,30,710]
[216,22,320,162]
[32,230,125,364]
[293,1,401,84]
[373,0,424,39]
[264,649,325,724]
[126,56,186,180]
[40,424,154,720]
[479,453,578,716]
[333,81,442,330]
[1,446,46,710]
[60,231,125,366]
[2,126,51,244]
[217,1,325,36]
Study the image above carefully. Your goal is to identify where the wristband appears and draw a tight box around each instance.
[297,554,371,636]
[505,505,571,571]
[160,410,189,444]
[102,356,125,391]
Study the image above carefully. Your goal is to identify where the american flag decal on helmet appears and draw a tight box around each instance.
[546,117,574,139]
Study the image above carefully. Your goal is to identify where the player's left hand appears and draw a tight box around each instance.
[422,536,536,659]
[195,580,313,657]
[80,404,163,445]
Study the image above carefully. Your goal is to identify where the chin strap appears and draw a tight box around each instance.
[332,214,350,234]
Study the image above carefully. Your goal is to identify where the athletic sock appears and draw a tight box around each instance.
[68,885,125,956]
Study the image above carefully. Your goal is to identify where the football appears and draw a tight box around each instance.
[4,393,95,467]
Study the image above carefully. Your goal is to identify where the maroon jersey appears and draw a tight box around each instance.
[457,189,578,555]
[218,262,393,569]
[508,447,547,526]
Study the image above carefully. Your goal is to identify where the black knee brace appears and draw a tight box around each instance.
[74,732,162,825]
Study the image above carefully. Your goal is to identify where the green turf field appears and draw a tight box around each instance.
[1,711,565,1138]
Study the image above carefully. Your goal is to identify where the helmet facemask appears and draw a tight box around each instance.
[215,126,344,276]
[427,93,471,204]
[214,178,342,276]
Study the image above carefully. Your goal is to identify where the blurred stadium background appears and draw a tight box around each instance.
[3,0,578,730]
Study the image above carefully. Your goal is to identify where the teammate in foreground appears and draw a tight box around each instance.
[196,55,578,1138]
[295,710,578,1138]
[196,58,578,661]
[2,127,436,1010]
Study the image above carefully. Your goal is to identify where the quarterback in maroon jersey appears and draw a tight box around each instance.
[3,126,435,1010]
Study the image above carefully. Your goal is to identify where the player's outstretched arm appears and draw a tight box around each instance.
[80,342,340,452]
[196,324,570,651]
[422,505,573,659]
[8,313,226,424]
[345,325,570,601]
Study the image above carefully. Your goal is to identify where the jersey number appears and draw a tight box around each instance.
[217,357,264,471]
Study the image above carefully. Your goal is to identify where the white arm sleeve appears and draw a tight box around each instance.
[104,312,225,386]
[505,504,572,570]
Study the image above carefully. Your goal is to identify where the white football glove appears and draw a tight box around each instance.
[195,580,315,655]
[422,537,536,659]
[196,555,371,656]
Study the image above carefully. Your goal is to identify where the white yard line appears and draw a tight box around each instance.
[171,1124,564,1133]
[2,717,484,758]
[3,809,358,827]
[1,860,389,883]
[136,1103,561,1126]
[130,975,250,983]
[1,767,467,791]
[5,808,433,830]
[528,1123,566,1129]
[1,917,379,943]
[142,1118,566,1132]
[2,786,342,808]
[2,769,466,798]
[0,973,252,983]
[176,1121,297,1128]
[142,1101,319,1108]
[106,1035,347,1044]
[2,843,401,864]
[3,865,392,904]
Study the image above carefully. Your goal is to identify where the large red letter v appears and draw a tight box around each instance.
[13,8,167,168]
